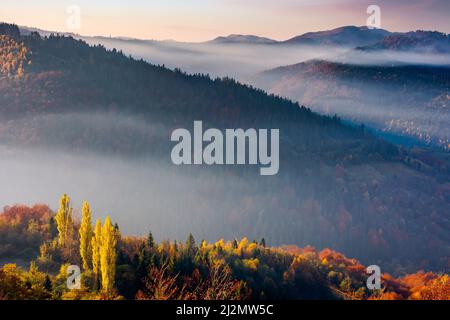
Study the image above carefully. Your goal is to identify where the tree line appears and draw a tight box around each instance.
[0,195,448,300]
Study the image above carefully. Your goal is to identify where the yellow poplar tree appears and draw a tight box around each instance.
[91,219,102,284]
[55,194,74,247]
[79,201,93,271]
[100,216,117,293]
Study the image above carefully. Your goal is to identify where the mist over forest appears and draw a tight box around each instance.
[73,29,450,150]
[78,34,450,80]
[0,24,449,275]
[80,37,342,79]
[0,0,449,298]
[252,62,450,149]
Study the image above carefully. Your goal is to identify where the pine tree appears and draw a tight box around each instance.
[48,216,58,238]
[100,216,117,294]
[113,222,121,241]
[146,232,157,269]
[185,233,197,256]
[55,194,74,247]
[43,275,52,292]
[260,238,266,248]
[91,219,102,289]
[79,201,93,271]
[147,231,155,250]
[136,246,149,288]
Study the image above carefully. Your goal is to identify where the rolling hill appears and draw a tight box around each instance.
[208,26,392,47]
[357,30,450,54]
[283,26,390,47]
[252,60,450,150]
[209,34,278,45]
[0,23,449,274]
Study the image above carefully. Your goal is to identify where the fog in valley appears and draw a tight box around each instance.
[80,36,343,79]
[1,109,448,272]
[0,112,291,243]
[80,35,450,80]
[0,118,247,241]
[77,36,450,150]
[0,29,448,271]
[0,144,225,240]
[253,75,450,148]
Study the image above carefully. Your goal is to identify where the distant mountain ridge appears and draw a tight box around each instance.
[209,26,391,46]
[209,34,278,44]
[18,24,449,51]
[357,30,450,54]
[282,26,390,47]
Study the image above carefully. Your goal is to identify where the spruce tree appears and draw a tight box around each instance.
[185,233,197,256]
[147,231,155,250]
[260,238,266,248]
[43,275,52,292]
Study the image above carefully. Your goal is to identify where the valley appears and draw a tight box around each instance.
[0,24,449,275]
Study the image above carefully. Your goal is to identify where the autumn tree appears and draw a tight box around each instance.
[100,216,117,294]
[91,219,102,289]
[79,201,93,271]
[419,275,450,300]
[136,263,187,300]
[55,194,74,247]
[0,264,51,300]
[196,263,243,300]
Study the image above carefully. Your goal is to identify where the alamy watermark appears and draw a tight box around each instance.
[366,5,381,29]
[66,5,81,30]
[366,265,381,290]
[67,264,81,289]
[171,121,279,176]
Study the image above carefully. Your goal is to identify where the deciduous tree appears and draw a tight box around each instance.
[91,219,102,289]
[79,201,93,271]
[55,194,73,247]
[100,216,117,294]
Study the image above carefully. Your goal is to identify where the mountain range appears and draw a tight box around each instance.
[18,25,449,52]
[209,34,278,45]
[205,26,450,54]
[0,23,449,274]
[209,26,390,47]
[357,30,450,54]
[282,26,390,47]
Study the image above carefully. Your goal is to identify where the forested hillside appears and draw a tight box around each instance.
[253,59,450,150]
[357,30,450,53]
[0,23,449,274]
[1,199,448,300]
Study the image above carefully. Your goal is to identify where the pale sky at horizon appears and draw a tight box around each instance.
[1,0,449,42]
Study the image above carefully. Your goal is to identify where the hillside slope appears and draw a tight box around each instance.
[283,26,390,47]
[1,203,448,300]
[252,60,450,150]
[0,24,449,273]
[357,30,450,53]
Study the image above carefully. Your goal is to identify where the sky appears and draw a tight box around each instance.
[1,0,449,42]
